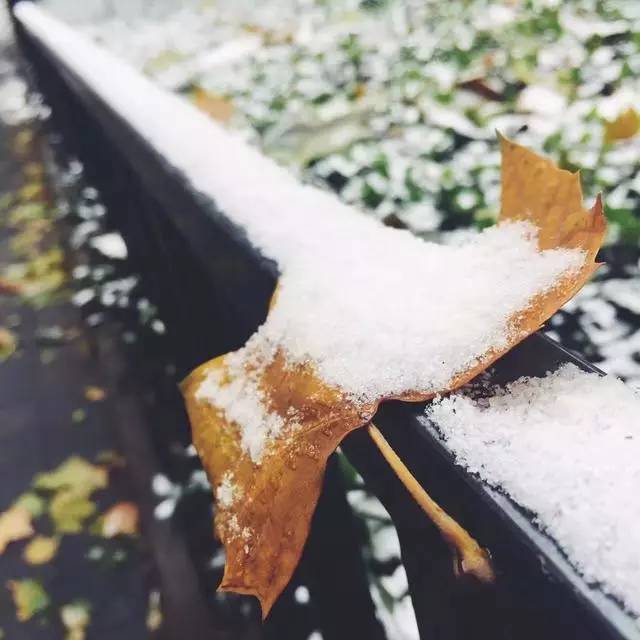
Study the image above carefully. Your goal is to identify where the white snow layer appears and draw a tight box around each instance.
[14,3,586,402]
[14,1,586,452]
[426,364,640,620]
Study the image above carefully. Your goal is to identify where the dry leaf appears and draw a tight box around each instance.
[49,489,97,534]
[34,457,107,534]
[13,493,45,518]
[34,457,108,494]
[604,107,640,143]
[183,135,606,617]
[23,536,59,565]
[0,277,23,296]
[183,354,377,616]
[0,505,34,554]
[84,386,106,402]
[458,77,504,101]
[101,502,139,538]
[0,327,17,362]
[192,88,235,124]
[7,579,50,621]
[19,182,45,202]
[146,590,163,632]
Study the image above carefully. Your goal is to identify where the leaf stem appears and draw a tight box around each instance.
[367,422,495,584]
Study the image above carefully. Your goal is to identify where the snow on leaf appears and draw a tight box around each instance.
[182,353,377,617]
[182,137,606,617]
[0,505,34,554]
[7,579,50,622]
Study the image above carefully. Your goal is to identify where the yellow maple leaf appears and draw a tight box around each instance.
[182,135,606,617]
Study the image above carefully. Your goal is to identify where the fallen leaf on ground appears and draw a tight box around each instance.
[19,182,44,202]
[61,600,91,640]
[604,107,640,143]
[49,489,97,534]
[24,162,44,180]
[8,202,47,226]
[146,590,163,632]
[182,136,606,617]
[0,277,23,295]
[458,77,504,101]
[10,222,51,259]
[0,327,17,362]
[23,536,59,565]
[34,457,107,534]
[0,505,34,553]
[84,386,106,402]
[0,192,13,211]
[1,248,67,307]
[8,579,50,621]
[33,457,108,494]
[101,502,139,538]
[192,88,235,124]
[13,493,45,518]
[13,129,34,156]
[71,409,86,425]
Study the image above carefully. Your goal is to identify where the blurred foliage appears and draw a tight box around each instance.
[100,0,640,243]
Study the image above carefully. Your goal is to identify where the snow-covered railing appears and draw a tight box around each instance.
[12,3,639,639]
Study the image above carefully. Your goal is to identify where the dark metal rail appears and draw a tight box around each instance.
[11,7,639,639]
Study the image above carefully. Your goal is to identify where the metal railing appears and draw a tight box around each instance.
[11,7,638,639]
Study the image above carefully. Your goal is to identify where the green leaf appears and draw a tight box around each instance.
[13,492,46,518]
[8,579,50,621]
[33,457,107,494]
[49,489,97,534]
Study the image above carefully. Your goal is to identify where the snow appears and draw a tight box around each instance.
[426,364,640,620]
[89,232,128,259]
[215,472,237,509]
[255,221,583,401]
[195,357,284,463]
[14,3,586,459]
